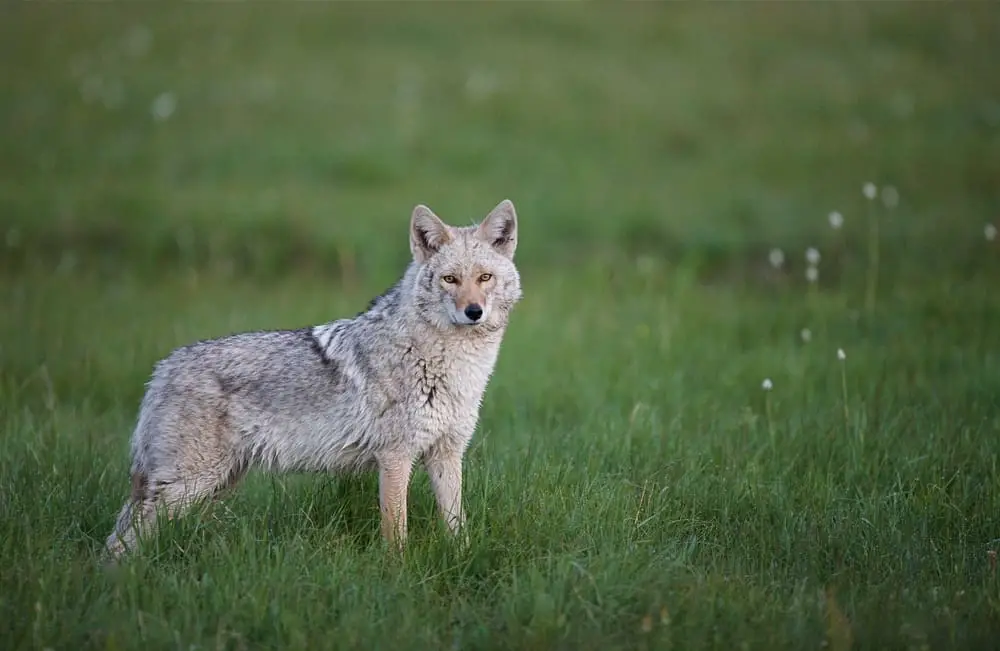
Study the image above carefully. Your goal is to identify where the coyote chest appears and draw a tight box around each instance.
[398,337,500,432]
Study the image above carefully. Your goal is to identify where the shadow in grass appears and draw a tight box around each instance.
[105,469,460,566]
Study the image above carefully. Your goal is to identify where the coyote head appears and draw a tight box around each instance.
[409,199,523,332]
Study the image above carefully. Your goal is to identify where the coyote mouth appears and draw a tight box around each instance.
[450,310,486,327]
[449,314,486,328]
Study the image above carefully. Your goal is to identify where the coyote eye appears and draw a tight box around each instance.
[478,273,493,282]
[442,274,458,284]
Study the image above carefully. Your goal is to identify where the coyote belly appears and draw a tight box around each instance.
[105,199,523,559]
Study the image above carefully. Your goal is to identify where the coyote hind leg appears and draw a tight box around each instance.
[104,470,159,560]
[104,462,246,561]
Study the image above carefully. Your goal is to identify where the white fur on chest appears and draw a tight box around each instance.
[359,335,502,459]
[402,335,500,429]
[307,321,503,460]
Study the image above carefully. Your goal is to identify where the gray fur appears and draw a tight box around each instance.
[106,200,522,558]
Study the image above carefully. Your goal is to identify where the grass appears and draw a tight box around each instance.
[2,3,1000,649]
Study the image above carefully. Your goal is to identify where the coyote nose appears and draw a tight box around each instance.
[464,304,483,322]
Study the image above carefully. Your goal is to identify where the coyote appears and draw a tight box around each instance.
[105,200,522,559]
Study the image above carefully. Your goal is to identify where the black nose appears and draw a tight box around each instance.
[464,304,483,321]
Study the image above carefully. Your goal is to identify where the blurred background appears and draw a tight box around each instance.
[3,0,1000,440]
[3,3,997,286]
[3,4,1000,647]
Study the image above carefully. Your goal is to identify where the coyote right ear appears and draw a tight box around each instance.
[410,205,453,263]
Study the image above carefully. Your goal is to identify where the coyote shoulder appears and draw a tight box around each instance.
[105,200,523,558]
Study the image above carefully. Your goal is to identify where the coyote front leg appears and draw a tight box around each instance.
[378,453,413,550]
[424,442,466,537]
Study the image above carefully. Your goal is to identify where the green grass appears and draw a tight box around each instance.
[2,3,1000,649]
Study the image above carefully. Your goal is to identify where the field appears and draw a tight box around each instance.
[2,3,1000,649]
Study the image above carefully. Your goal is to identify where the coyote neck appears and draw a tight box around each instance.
[396,318,505,379]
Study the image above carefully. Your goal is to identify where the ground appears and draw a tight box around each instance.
[1,3,999,650]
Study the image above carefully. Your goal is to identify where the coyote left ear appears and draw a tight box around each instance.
[477,199,518,259]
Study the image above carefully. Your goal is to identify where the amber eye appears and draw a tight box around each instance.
[442,274,458,284]
[478,273,493,282]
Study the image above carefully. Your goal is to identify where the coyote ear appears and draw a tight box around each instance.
[476,199,518,259]
[410,204,453,263]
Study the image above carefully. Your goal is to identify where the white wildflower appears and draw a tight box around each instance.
[800,328,812,343]
[768,248,785,269]
[124,25,153,58]
[762,378,773,391]
[464,69,499,101]
[863,182,877,200]
[805,266,819,283]
[806,247,821,266]
[635,255,657,275]
[986,223,997,241]
[881,185,899,209]
[151,92,177,122]
[828,211,844,229]
[837,348,846,361]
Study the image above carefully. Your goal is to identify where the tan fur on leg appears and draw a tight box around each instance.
[378,454,413,550]
[424,444,465,536]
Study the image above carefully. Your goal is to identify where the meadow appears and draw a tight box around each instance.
[2,3,1000,649]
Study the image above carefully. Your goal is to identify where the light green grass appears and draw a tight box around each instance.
[2,4,1000,649]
